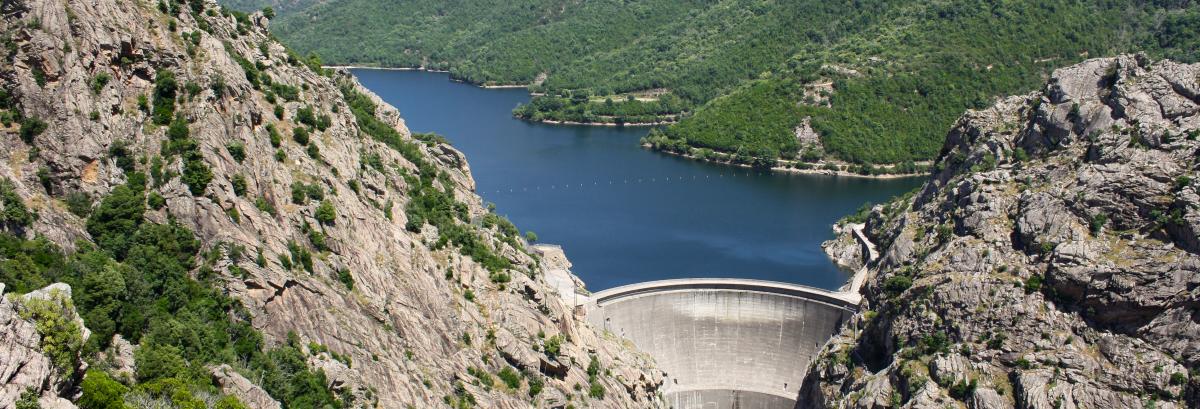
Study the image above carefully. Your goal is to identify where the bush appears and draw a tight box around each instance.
[497,367,521,389]
[292,127,310,145]
[17,289,84,374]
[588,381,605,399]
[65,192,93,218]
[527,375,544,397]
[882,275,912,298]
[227,142,246,162]
[147,192,166,210]
[1088,213,1107,235]
[948,378,977,401]
[86,183,146,258]
[181,155,213,196]
[337,268,354,290]
[152,69,177,125]
[19,117,48,144]
[1023,274,1043,294]
[543,334,563,358]
[0,178,34,228]
[15,389,39,409]
[79,369,128,409]
[231,174,247,196]
[312,199,336,224]
[91,72,111,94]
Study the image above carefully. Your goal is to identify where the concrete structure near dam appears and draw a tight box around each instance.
[584,278,859,409]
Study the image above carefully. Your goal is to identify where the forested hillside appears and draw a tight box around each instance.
[235,0,1200,165]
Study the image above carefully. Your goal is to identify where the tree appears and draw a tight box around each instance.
[79,370,128,409]
[87,184,146,258]
[0,178,34,228]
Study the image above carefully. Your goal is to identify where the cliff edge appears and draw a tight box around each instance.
[805,55,1199,408]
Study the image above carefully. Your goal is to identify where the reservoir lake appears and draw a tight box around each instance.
[353,69,924,291]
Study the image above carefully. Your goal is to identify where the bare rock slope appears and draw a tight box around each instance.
[0,0,662,407]
[803,55,1199,408]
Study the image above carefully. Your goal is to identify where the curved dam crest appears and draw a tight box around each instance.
[583,279,860,409]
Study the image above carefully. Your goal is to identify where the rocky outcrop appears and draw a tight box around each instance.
[211,365,282,409]
[0,0,662,407]
[804,55,1199,408]
[0,283,89,409]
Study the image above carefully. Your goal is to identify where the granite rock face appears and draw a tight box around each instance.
[0,0,662,407]
[0,283,89,409]
[805,55,1199,408]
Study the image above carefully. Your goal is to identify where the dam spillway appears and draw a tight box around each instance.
[584,279,858,409]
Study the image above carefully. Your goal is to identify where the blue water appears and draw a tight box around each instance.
[353,69,924,291]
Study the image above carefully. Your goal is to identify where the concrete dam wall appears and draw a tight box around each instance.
[585,279,857,409]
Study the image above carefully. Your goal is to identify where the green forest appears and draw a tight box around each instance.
[229,0,1200,165]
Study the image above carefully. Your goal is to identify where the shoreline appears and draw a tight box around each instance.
[526,118,674,127]
[334,64,678,126]
[645,145,927,179]
[327,65,531,88]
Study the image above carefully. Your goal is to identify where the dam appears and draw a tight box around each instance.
[584,279,859,409]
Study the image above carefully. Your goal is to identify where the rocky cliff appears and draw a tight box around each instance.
[0,0,662,407]
[804,55,1199,408]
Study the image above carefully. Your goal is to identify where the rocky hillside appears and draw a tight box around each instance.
[805,55,1199,408]
[0,0,662,407]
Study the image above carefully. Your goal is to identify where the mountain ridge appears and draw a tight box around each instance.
[0,0,664,407]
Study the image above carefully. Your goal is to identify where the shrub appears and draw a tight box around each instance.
[882,275,912,298]
[315,200,336,225]
[91,72,111,94]
[293,127,309,145]
[134,343,189,382]
[527,375,544,397]
[337,269,354,290]
[17,289,84,374]
[1023,274,1043,294]
[0,178,34,228]
[15,389,39,409]
[65,192,92,217]
[231,174,247,196]
[79,369,128,409]
[147,192,166,210]
[467,366,494,389]
[524,231,538,242]
[497,367,521,389]
[255,196,276,216]
[181,156,213,195]
[266,124,282,147]
[948,378,978,401]
[19,117,48,144]
[1088,213,1107,235]
[86,183,146,258]
[152,69,177,125]
[544,334,563,358]
[588,381,605,399]
[226,142,246,162]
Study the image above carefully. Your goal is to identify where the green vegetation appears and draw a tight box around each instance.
[497,366,521,390]
[3,175,341,408]
[17,289,84,374]
[0,178,34,229]
[339,80,515,275]
[242,0,1200,165]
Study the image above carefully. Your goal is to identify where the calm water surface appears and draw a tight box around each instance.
[353,69,924,291]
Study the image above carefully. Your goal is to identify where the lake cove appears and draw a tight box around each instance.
[353,69,923,291]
